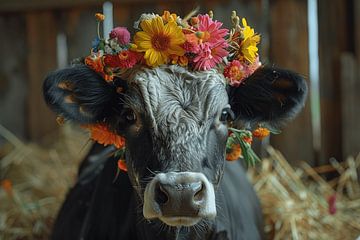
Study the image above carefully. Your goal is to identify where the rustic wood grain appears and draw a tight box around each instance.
[269,0,314,166]
[340,53,360,159]
[26,11,58,141]
[318,0,350,164]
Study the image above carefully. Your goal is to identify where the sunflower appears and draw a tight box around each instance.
[134,16,185,67]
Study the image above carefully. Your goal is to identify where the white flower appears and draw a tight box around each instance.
[133,13,158,29]
[104,45,113,54]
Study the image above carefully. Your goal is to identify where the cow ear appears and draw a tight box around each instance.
[43,65,122,124]
[228,66,308,127]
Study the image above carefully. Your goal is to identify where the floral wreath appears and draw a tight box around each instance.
[66,11,273,173]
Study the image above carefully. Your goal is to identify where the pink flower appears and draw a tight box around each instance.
[109,27,131,45]
[224,58,261,86]
[193,43,228,71]
[190,14,229,71]
[195,14,228,45]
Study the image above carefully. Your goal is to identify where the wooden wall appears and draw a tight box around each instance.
[0,0,358,165]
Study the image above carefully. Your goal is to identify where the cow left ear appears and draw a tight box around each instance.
[228,66,308,127]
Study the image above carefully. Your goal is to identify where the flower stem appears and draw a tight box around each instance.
[97,22,101,39]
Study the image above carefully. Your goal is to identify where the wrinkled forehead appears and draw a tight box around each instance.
[123,65,228,126]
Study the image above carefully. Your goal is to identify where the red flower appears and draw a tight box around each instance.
[118,159,128,172]
[103,50,139,69]
[104,54,120,68]
[118,50,139,68]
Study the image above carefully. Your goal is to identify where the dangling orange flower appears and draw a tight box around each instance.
[252,127,270,140]
[85,124,125,149]
[1,179,13,196]
[118,159,128,172]
[226,144,241,161]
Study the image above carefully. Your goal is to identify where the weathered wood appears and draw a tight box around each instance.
[318,0,349,164]
[26,11,58,141]
[355,0,360,63]
[340,53,360,159]
[268,0,314,166]
[0,15,27,141]
[0,0,156,12]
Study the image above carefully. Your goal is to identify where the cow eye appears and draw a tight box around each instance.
[220,108,234,123]
[122,108,137,123]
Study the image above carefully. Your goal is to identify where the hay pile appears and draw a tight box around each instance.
[249,146,360,240]
[0,124,359,239]
[0,124,91,239]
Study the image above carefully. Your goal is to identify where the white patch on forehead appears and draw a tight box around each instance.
[122,65,228,133]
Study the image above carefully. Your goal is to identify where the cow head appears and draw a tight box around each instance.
[43,63,307,227]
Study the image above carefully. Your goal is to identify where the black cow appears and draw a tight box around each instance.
[43,64,307,240]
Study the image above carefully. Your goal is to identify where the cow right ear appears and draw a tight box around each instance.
[43,65,121,124]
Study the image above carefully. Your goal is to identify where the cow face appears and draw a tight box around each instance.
[43,64,307,227]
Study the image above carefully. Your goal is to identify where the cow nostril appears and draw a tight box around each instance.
[155,183,169,205]
[193,182,205,202]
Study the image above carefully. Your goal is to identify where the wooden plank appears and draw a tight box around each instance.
[355,0,360,63]
[340,53,360,158]
[0,15,27,141]
[268,0,314,166]
[0,0,182,12]
[318,0,349,164]
[26,11,58,141]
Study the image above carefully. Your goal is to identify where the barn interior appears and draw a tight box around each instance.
[0,0,359,239]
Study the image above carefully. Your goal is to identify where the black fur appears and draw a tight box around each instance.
[43,65,121,124]
[228,66,308,127]
[52,145,263,240]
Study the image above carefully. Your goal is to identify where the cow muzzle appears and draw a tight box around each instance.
[143,172,216,226]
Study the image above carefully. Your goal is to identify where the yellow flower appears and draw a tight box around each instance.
[239,18,260,63]
[162,11,178,23]
[134,16,185,67]
[95,13,105,21]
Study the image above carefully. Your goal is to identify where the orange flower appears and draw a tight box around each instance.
[170,55,188,67]
[86,124,125,149]
[1,179,13,196]
[85,55,104,73]
[226,144,241,161]
[252,127,270,140]
[85,55,114,82]
[95,13,105,21]
[118,159,128,172]
[243,136,253,144]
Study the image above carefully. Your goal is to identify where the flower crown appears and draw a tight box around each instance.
[87,10,261,86]
[80,11,268,172]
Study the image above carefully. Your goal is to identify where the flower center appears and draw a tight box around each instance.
[230,66,243,80]
[195,31,211,43]
[119,51,129,60]
[151,34,170,51]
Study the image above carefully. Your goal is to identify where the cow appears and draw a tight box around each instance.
[43,62,307,239]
